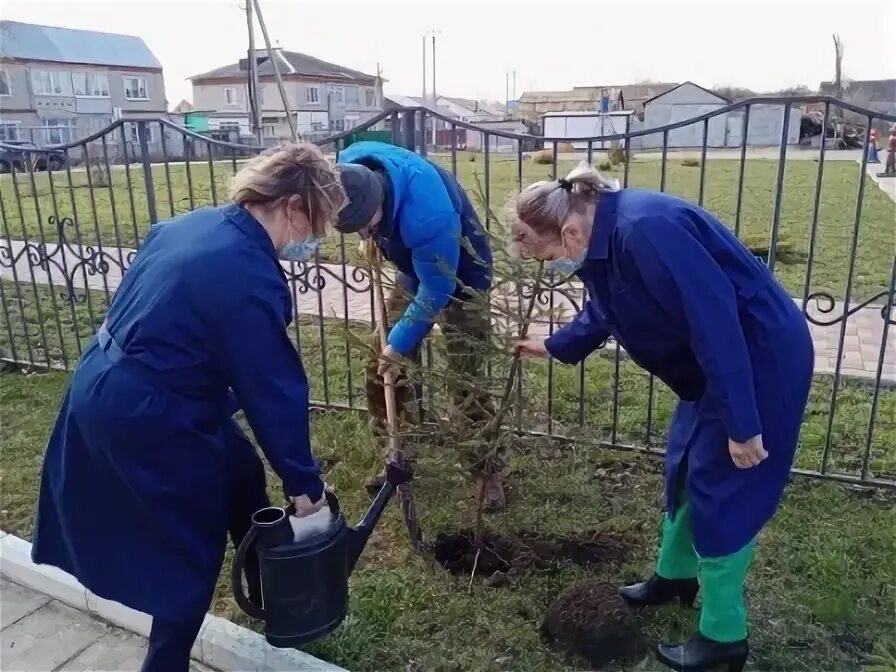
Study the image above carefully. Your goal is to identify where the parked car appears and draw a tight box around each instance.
[0,141,68,173]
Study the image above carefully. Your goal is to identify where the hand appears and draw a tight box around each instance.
[514,337,550,359]
[377,344,408,378]
[728,435,768,469]
[291,489,328,517]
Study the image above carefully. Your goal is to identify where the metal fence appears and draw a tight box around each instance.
[1,97,894,489]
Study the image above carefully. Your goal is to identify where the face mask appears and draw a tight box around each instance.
[547,248,587,276]
[279,236,319,263]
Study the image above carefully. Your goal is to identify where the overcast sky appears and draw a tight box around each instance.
[3,0,894,108]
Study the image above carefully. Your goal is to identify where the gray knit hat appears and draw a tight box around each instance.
[336,163,383,233]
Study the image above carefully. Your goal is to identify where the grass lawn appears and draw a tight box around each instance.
[2,152,894,302]
[2,368,895,671]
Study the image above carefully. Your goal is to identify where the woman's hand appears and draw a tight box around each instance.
[291,490,327,517]
[728,435,768,469]
[514,337,550,359]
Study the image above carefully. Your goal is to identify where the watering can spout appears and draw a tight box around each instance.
[347,461,412,572]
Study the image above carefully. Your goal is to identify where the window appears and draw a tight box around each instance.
[365,88,375,107]
[42,119,76,144]
[72,71,110,97]
[331,86,344,104]
[224,87,238,106]
[32,70,65,95]
[331,119,344,132]
[124,77,148,100]
[127,122,154,144]
[263,124,276,137]
[219,122,240,132]
[306,87,319,104]
[0,71,10,96]
[0,121,20,141]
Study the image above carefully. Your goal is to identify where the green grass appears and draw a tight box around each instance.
[2,369,894,671]
[2,153,894,301]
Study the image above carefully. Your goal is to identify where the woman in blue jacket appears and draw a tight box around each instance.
[334,142,502,509]
[31,144,346,672]
[513,165,813,671]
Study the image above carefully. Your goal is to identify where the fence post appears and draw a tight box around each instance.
[138,121,158,226]
[391,111,401,146]
[419,109,428,158]
[402,109,416,152]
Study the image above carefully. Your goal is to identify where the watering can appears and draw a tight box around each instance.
[231,461,412,648]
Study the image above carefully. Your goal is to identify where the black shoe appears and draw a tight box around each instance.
[656,632,748,672]
[620,574,699,608]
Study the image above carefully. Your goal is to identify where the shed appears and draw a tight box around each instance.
[641,82,730,148]
[541,111,634,149]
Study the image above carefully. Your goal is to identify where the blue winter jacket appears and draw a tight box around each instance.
[338,142,492,355]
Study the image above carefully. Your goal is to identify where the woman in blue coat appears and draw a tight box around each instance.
[512,165,813,671]
[31,144,346,672]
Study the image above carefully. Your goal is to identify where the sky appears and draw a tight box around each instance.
[2,0,894,108]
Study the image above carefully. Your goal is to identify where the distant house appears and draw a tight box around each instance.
[0,20,169,151]
[189,48,384,141]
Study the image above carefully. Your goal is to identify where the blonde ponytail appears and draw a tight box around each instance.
[514,162,618,237]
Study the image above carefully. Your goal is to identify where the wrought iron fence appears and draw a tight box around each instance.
[1,98,894,489]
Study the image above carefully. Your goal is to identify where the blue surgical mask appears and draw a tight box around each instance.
[279,236,320,263]
[547,249,587,276]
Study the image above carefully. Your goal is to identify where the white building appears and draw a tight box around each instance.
[637,82,800,149]
[541,111,635,149]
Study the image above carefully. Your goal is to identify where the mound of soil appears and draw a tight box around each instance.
[432,529,633,576]
[540,580,644,668]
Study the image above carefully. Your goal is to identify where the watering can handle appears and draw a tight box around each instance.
[231,526,265,621]
[283,491,341,518]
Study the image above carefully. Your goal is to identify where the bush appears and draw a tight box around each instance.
[598,161,613,171]
[681,158,701,168]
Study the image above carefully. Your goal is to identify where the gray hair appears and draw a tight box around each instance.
[515,162,619,237]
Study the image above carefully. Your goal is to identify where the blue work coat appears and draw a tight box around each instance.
[545,189,814,557]
[32,204,324,621]
[338,141,492,355]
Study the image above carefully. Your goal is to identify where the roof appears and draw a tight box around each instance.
[819,79,896,102]
[518,83,679,113]
[190,49,376,82]
[0,20,161,69]
[643,81,731,105]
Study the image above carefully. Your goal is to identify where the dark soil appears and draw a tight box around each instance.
[432,528,633,576]
[540,580,645,668]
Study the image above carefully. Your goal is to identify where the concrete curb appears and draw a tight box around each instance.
[0,531,346,671]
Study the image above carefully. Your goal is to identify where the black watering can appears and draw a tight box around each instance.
[231,461,412,648]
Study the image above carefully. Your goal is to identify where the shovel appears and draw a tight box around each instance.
[365,242,424,550]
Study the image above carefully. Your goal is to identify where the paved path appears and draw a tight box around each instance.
[2,238,893,383]
[0,578,214,672]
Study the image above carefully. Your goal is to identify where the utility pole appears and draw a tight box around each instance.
[422,35,427,104]
[431,31,437,145]
[246,0,262,144]
[505,72,509,115]
[252,0,297,141]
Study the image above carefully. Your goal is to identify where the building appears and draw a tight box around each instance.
[0,20,168,152]
[516,83,677,122]
[638,82,800,149]
[542,111,635,149]
[189,49,383,142]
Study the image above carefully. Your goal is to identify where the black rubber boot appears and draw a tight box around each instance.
[619,573,699,607]
[656,632,748,672]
